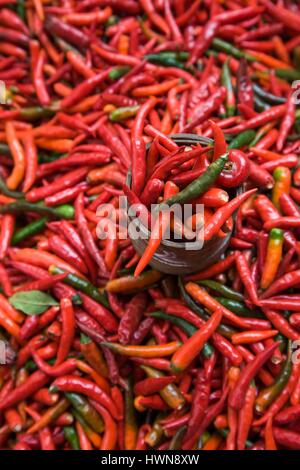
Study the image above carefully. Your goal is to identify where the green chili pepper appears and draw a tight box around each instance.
[0,177,23,199]
[178,277,235,339]
[169,426,187,450]
[145,53,187,69]
[16,0,25,20]
[20,106,56,122]
[198,280,244,301]
[228,129,256,149]
[295,120,300,134]
[24,360,38,372]
[53,204,75,219]
[49,265,109,308]
[254,95,271,112]
[178,277,207,320]
[151,51,189,61]
[293,47,300,70]
[65,393,104,433]
[109,105,140,122]
[287,133,300,142]
[275,333,287,352]
[248,127,271,147]
[149,310,214,358]
[12,217,48,245]
[109,66,130,81]
[215,297,263,318]
[275,69,300,81]
[253,84,286,105]
[163,153,228,207]
[25,357,56,372]
[255,341,292,413]
[150,310,197,336]
[64,426,80,450]
[212,38,256,61]
[0,143,11,155]
[0,201,74,219]
[221,60,235,117]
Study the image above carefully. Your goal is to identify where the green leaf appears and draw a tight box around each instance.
[9,290,58,315]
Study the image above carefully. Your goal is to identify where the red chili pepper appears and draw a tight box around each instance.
[118,293,147,344]
[226,105,286,135]
[55,298,75,365]
[217,150,250,188]
[0,214,14,259]
[182,371,210,449]
[204,188,257,242]
[0,371,49,411]
[75,192,108,277]
[229,342,280,410]
[171,309,222,372]
[183,87,227,133]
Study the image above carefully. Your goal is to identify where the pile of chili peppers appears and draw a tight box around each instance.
[1,0,300,452]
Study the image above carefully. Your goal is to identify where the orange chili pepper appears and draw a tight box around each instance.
[103,341,181,358]
[76,421,93,450]
[261,228,284,290]
[231,329,278,345]
[132,79,179,97]
[134,181,179,276]
[171,309,222,372]
[272,166,291,210]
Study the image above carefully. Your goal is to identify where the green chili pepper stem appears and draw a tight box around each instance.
[268,228,284,242]
[80,334,91,345]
